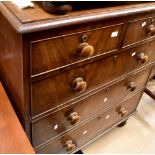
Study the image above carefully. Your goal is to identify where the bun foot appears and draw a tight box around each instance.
[117,120,127,127]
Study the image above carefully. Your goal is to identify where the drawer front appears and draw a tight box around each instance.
[32,54,122,116]
[31,41,155,117]
[31,24,122,75]
[123,17,155,46]
[32,66,151,147]
[120,41,155,75]
[36,92,142,153]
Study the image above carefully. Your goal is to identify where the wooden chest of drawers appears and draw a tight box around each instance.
[1,2,155,153]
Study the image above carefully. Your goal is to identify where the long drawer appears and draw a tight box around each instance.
[36,91,142,153]
[31,24,122,75]
[31,40,155,117]
[32,66,151,147]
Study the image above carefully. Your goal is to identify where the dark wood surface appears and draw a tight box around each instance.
[0,82,34,154]
[31,40,154,117]
[2,2,155,33]
[31,24,122,75]
[0,2,155,154]
[32,66,151,147]
[36,91,142,153]
[123,17,154,46]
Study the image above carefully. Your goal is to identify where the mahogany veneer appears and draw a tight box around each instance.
[0,2,155,153]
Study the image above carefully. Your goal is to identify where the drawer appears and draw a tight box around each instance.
[32,66,151,147]
[120,41,155,75]
[123,17,155,46]
[31,54,122,116]
[36,91,142,153]
[31,24,122,75]
[31,45,153,117]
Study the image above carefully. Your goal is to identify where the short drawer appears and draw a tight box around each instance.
[120,41,155,74]
[36,91,142,153]
[123,17,155,46]
[31,24,122,75]
[32,66,150,147]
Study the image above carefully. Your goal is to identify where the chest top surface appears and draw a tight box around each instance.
[1,2,155,33]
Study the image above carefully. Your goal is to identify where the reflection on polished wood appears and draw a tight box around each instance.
[0,82,34,154]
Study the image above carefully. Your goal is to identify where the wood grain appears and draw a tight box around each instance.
[36,91,142,153]
[31,24,122,75]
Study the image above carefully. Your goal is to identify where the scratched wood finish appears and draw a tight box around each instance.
[32,66,151,147]
[31,24,122,75]
[36,92,142,153]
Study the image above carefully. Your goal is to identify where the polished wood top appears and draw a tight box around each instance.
[1,2,155,33]
[0,82,35,154]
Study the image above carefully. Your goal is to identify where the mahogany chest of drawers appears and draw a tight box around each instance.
[1,2,155,153]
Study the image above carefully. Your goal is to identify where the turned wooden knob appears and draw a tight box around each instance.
[63,140,76,152]
[72,77,87,93]
[66,111,80,125]
[147,24,155,35]
[77,42,94,58]
[137,53,148,63]
[117,106,127,117]
[128,82,137,92]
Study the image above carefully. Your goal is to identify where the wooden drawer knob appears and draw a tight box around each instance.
[77,42,94,58]
[116,106,127,117]
[63,140,76,152]
[128,82,137,92]
[72,77,87,93]
[148,24,155,35]
[66,111,80,125]
[137,53,148,63]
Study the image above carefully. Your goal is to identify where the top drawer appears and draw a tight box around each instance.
[123,17,155,46]
[31,24,122,75]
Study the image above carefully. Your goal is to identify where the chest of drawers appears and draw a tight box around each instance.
[0,2,155,153]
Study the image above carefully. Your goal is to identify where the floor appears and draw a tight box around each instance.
[82,79,155,154]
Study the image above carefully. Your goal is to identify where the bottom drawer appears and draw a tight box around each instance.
[36,91,142,154]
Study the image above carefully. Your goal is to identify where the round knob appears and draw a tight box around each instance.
[77,42,94,58]
[67,112,80,125]
[137,53,148,63]
[128,82,137,92]
[63,140,76,152]
[117,106,127,117]
[147,24,155,35]
[72,77,87,93]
